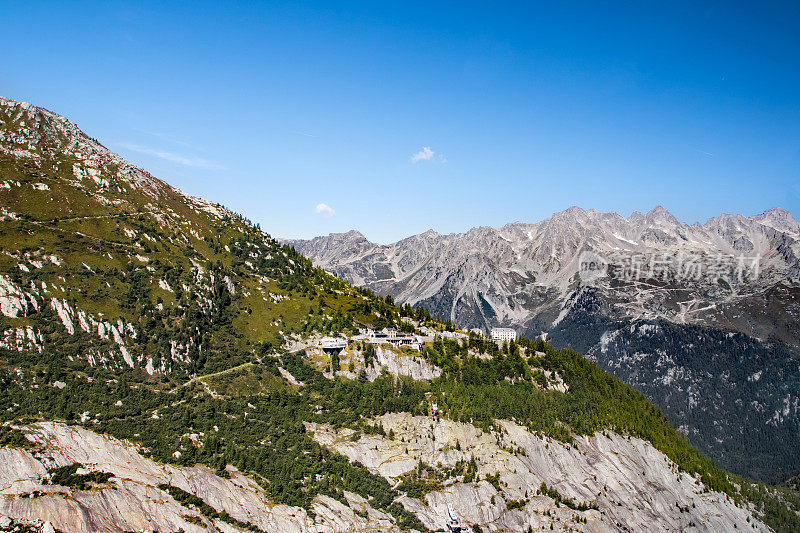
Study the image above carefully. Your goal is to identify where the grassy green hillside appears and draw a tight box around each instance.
[0,98,425,380]
[1,97,799,532]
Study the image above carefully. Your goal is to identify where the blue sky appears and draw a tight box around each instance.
[2,1,799,243]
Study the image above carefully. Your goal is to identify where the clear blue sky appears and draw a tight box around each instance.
[2,1,798,243]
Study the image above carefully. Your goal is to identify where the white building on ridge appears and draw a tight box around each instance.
[490,327,516,343]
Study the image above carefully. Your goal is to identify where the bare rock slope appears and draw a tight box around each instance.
[0,419,770,533]
[308,413,768,532]
[0,422,396,533]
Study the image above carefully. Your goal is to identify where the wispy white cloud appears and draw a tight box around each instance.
[315,203,336,218]
[411,146,447,163]
[116,142,225,170]
[135,129,193,148]
[411,146,435,163]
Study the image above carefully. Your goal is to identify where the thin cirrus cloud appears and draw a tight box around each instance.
[410,146,446,163]
[134,128,194,148]
[315,203,336,218]
[116,142,225,170]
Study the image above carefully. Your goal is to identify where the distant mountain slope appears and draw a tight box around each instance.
[286,207,800,482]
[285,206,800,341]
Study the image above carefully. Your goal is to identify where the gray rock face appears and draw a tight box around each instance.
[308,413,769,532]
[0,422,400,533]
[4,418,769,533]
[366,346,442,381]
[301,342,441,381]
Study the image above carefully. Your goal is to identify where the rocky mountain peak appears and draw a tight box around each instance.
[751,206,800,234]
[644,205,680,225]
[0,95,165,199]
[551,205,590,221]
[342,229,368,240]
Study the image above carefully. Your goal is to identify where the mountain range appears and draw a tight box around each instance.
[286,205,800,482]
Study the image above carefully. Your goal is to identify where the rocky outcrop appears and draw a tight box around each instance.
[365,346,442,381]
[308,413,769,532]
[0,276,34,319]
[302,343,441,382]
[0,422,400,533]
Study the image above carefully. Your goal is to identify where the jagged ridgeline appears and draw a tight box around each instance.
[1,97,799,533]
